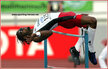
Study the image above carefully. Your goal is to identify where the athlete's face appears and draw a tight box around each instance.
[21,27,31,39]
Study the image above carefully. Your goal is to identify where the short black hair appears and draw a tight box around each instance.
[16,28,26,44]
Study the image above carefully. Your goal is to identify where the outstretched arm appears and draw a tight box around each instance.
[50,16,76,23]
[39,16,76,30]
[32,30,53,42]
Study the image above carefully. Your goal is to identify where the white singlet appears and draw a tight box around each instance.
[33,12,60,33]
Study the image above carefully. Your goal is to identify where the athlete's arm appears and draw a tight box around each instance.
[50,16,76,23]
[32,30,53,42]
[39,16,76,30]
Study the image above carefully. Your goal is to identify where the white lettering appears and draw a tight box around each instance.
[9,30,23,56]
[1,30,9,56]
[27,40,54,56]
[8,29,54,56]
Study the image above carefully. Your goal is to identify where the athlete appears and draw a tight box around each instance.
[98,39,107,68]
[16,11,97,65]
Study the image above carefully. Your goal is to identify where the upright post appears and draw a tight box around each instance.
[84,30,89,68]
[44,39,48,68]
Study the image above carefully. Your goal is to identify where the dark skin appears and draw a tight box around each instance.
[81,14,97,29]
[21,14,97,44]
[21,27,53,44]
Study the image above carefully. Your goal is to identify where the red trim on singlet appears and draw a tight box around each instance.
[75,15,87,28]
[58,12,87,28]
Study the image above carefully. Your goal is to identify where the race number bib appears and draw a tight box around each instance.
[35,14,51,31]
[33,12,60,33]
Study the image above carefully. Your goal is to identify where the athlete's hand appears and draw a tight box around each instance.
[26,34,38,44]
[31,33,37,37]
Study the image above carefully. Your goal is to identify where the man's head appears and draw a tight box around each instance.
[16,27,32,44]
